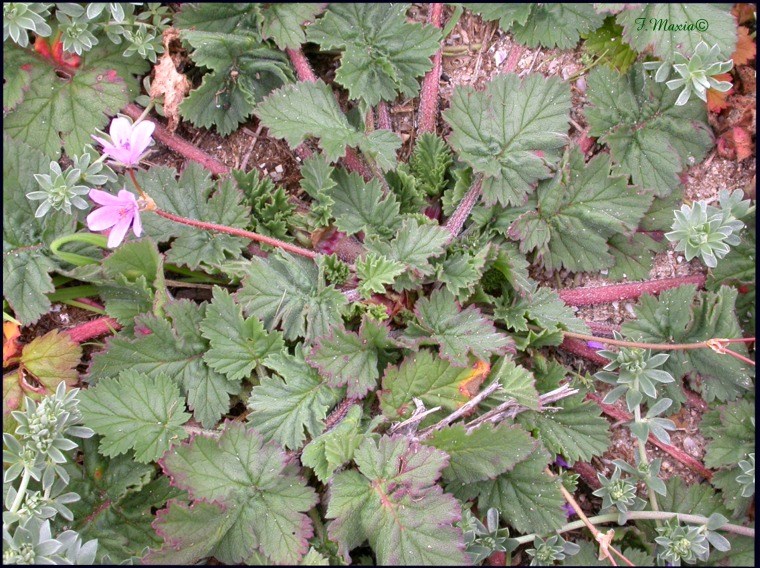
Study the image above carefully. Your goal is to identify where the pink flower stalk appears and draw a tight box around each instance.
[86,188,142,248]
[92,116,155,166]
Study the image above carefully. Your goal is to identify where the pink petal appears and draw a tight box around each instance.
[130,121,155,154]
[89,188,125,206]
[109,117,132,146]
[107,214,132,248]
[115,189,138,204]
[87,206,119,231]
[91,135,112,149]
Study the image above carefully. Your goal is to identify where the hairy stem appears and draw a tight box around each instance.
[444,175,483,239]
[64,317,121,344]
[153,209,318,259]
[417,3,444,134]
[558,274,706,306]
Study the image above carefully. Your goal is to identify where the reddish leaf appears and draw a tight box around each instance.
[731,26,756,66]
[732,4,756,25]
[2,322,22,366]
[706,73,733,113]
[717,127,753,161]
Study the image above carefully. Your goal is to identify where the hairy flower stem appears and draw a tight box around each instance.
[376,100,392,130]
[417,3,444,134]
[444,175,482,239]
[153,209,318,259]
[123,103,229,176]
[563,331,755,366]
[558,274,706,306]
[126,169,319,259]
[512,511,755,547]
[64,317,121,344]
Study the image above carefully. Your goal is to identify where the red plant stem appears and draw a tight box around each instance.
[444,176,482,238]
[558,274,706,307]
[64,317,121,344]
[72,298,105,310]
[285,47,372,180]
[501,44,523,74]
[585,392,713,481]
[152,209,318,259]
[123,103,229,176]
[572,461,603,490]
[376,100,392,130]
[417,3,444,134]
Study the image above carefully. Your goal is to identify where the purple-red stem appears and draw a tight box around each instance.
[64,317,121,344]
[444,176,482,238]
[417,3,444,134]
[558,274,706,307]
[123,103,229,176]
[376,101,392,130]
[286,46,372,180]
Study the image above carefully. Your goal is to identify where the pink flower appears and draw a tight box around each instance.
[92,117,154,166]
[86,188,143,248]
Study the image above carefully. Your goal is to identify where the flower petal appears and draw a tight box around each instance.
[86,206,119,231]
[115,189,138,206]
[130,121,155,155]
[109,117,132,146]
[107,215,132,248]
[88,188,124,206]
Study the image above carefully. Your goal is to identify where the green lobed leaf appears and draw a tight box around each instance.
[3,43,37,112]
[301,404,364,483]
[236,251,347,343]
[179,30,293,135]
[581,15,638,73]
[607,233,667,281]
[326,435,468,565]
[617,4,737,60]
[259,3,324,49]
[444,73,571,206]
[138,165,251,270]
[174,3,259,33]
[364,218,450,290]
[516,393,611,465]
[657,476,732,519]
[79,371,191,463]
[66,443,178,563]
[200,287,284,381]
[306,3,441,106]
[425,423,537,484]
[88,300,238,428]
[326,168,401,239]
[154,423,318,564]
[307,316,393,398]
[355,252,405,298]
[510,4,605,49]
[584,63,713,196]
[255,80,401,170]
[509,146,654,273]
[451,446,565,535]
[247,344,343,450]
[465,4,533,30]
[622,286,753,403]
[700,400,755,469]
[379,350,491,423]
[3,42,130,160]
[408,132,454,197]
[710,467,754,516]
[481,357,540,411]
[232,168,296,243]
[436,245,489,299]
[400,288,514,367]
